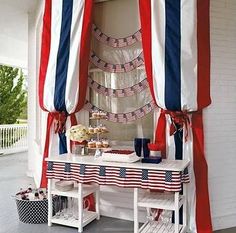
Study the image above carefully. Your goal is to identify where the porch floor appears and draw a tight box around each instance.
[0,152,234,233]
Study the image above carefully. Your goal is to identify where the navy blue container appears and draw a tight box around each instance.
[141,157,162,164]
[134,138,142,157]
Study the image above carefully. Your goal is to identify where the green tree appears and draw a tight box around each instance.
[0,65,27,124]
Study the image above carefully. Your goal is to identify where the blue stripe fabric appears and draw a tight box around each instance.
[173,124,183,224]
[54,0,73,154]
[59,132,68,154]
[164,0,181,111]
[165,0,183,219]
[54,0,73,112]
[174,125,183,160]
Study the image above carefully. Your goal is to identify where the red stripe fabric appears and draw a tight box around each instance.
[197,0,211,109]
[139,0,166,158]
[75,0,93,112]
[192,111,213,233]
[154,111,167,159]
[40,113,54,188]
[138,0,156,105]
[38,0,51,111]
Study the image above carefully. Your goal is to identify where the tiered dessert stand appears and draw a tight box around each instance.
[89,114,110,158]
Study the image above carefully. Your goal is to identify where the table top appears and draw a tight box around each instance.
[46,154,190,172]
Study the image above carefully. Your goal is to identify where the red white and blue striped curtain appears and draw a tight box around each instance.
[139,0,212,232]
[38,0,93,187]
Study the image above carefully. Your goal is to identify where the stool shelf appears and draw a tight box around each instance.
[51,184,99,199]
[139,221,186,233]
[134,187,187,233]
[51,211,98,228]
[138,192,185,211]
[48,181,100,232]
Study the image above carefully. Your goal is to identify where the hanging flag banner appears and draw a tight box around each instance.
[38,0,93,188]
[83,100,156,123]
[90,51,144,73]
[92,24,142,48]
[139,0,212,232]
[88,77,148,97]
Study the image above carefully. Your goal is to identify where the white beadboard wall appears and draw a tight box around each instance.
[205,0,236,230]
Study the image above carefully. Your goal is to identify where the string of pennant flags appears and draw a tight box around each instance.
[88,77,148,98]
[84,100,156,123]
[87,24,154,122]
[92,24,142,48]
[90,51,144,73]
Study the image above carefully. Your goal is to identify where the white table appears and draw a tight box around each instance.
[46,154,190,233]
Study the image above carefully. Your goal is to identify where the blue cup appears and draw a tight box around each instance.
[134,138,142,157]
[142,138,150,158]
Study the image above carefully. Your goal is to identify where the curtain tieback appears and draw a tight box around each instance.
[50,112,68,134]
[162,109,191,141]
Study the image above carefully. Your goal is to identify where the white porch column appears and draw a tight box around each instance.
[27,1,44,187]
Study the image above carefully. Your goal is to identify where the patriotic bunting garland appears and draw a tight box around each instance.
[90,51,144,73]
[139,1,212,232]
[38,0,93,188]
[92,24,142,48]
[88,77,148,98]
[84,100,156,123]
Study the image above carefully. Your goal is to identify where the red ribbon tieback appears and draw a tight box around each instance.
[50,111,67,134]
[163,110,191,141]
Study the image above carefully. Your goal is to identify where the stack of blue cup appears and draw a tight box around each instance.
[134,138,150,158]
[134,138,162,164]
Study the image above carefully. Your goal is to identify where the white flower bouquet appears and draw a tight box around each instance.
[66,124,90,144]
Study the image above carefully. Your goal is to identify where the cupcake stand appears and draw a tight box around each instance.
[88,114,110,158]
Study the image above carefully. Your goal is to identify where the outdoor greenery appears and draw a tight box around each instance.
[0,65,27,124]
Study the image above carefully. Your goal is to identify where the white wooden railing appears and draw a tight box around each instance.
[0,124,28,155]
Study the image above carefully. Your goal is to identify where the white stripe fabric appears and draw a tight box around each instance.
[151,0,199,111]
[183,115,197,232]
[43,0,63,112]
[180,0,198,111]
[165,115,176,160]
[65,0,85,114]
[48,123,60,160]
[151,0,166,109]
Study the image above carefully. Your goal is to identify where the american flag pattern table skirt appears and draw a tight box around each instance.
[46,161,189,192]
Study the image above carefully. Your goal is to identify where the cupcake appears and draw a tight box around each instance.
[99,111,107,118]
[94,126,100,134]
[102,139,109,148]
[96,140,102,148]
[92,111,99,118]
[100,124,108,133]
[88,140,96,148]
[88,125,94,134]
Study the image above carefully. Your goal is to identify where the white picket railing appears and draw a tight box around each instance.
[0,124,28,155]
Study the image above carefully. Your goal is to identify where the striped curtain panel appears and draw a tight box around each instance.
[38,0,93,188]
[139,0,212,232]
